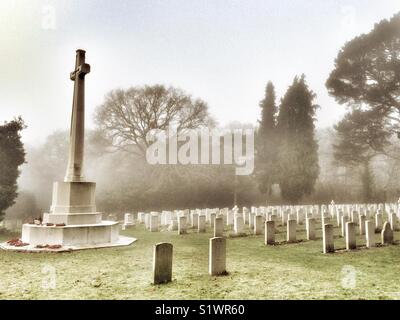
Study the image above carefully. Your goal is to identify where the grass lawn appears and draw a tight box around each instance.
[0,221,399,300]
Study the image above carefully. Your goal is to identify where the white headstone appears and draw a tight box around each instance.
[198,215,206,233]
[306,218,316,240]
[365,220,375,248]
[381,222,393,244]
[149,214,159,232]
[209,237,227,276]
[346,222,356,250]
[323,224,334,254]
[234,215,244,234]
[265,221,275,245]
[214,217,224,237]
[254,215,263,235]
[178,216,187,235]
[287,219,297,243]
[153,242,173,284]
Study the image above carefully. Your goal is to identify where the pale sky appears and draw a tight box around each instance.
[1,0,400,145]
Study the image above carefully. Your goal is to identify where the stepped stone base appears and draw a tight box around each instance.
[0,181,137,253]
[0,235,136,252]
[21,221,121,246]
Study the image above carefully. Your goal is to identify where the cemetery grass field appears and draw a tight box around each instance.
[0,223,400,300]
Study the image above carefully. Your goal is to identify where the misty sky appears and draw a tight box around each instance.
[1,0,400,145]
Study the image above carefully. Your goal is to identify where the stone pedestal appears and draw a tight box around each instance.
[3,181,137,252]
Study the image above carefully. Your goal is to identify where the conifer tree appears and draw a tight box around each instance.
[255,81,278,199]
[277,75,319,203]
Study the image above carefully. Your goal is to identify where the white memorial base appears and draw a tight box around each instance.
[0,181,136,252]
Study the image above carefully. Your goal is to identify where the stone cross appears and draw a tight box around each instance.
[65,49,90,182]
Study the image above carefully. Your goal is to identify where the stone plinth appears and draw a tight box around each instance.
[50,181,96,214]
[7,182,136,252]
[21,221,119,246]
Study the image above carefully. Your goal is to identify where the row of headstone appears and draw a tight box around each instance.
[321,221,395,254]
[136,201,400,241]
[153,237,227,284]
[135,200,400,226]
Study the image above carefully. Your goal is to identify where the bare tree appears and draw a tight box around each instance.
[94,84,214,156]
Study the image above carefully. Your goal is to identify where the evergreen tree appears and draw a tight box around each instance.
[333,109,390,202]
[0,117,26,221]
[277,75,319,204]
[326,13,400,140]
[255,81,278,199]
